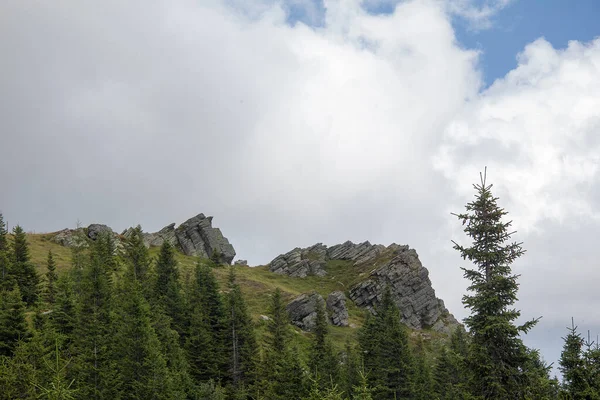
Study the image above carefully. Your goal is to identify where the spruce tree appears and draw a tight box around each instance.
[453,169,538,399]
[50,274,77,339]
[358,286,414,399]
[307,295,339,389]
[10,225,40,305]
[0,285,29,357]
[153,241,186,337]
[71,234,116,399]
[341,341,361,398]
[123,225,151,287]
[225,267,257,388]
[111,278,175,399]
[0,213,7,252]
[45,250,58,305]
[559,320,593,399]
[0,213,13,292]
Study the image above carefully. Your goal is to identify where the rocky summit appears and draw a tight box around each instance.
[271,241,459,334]
[52,213,236,265]
[349,245,459,333]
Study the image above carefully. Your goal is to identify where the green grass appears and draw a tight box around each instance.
[24,233,448,351]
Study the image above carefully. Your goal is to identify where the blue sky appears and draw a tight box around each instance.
[287,0,600,86]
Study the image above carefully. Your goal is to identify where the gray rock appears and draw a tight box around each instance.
[286,292,326,331]
[348,246,460,333]
[51,228,88,248]
[326,291,349,326]
[174,214,236,264]
[269,244,327,277]
[87,224,114,240]
[327,241,385,265]
[234,259,248,266]
[139,223,177,248]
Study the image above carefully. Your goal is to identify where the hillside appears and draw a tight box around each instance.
[23,213,459,349]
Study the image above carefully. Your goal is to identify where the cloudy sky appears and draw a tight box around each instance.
[2,0,599,374]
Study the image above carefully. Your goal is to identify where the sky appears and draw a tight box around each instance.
[1,0,599,376]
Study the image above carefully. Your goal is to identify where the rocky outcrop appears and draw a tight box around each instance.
[51,213,237,265]
[326,291,349,327]
[269,241,393,277]
[51,228,87,248]
[270,244,327,277]
[234,259,248,266]
[173,214,235,264]
[286,292,326,331]
[87,224,114,240]
[349,246,459,334]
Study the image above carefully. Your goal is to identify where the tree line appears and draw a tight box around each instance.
[0,172,599,399]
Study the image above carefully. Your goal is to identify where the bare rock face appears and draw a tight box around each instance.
[326,291,349,327]
[173,214,236,264]
[51,228,88,248]
[270,243,327,277]
[87,224,114,240]
[349,246,459,334]
[327,241,386,265]
[286,292,326,331]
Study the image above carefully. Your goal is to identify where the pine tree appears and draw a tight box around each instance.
[0,213,7,252]
[50,274,76,339]
[452,169,538,399]
[352,370,374,400]
[0,285,29,357]
[412,337,434,400]
[559,319,593,399]
[225,267,257,388]
[185,261,228,382]
[153,241,186,337]
[307,295,339,389]
[45,250,58,305]
[123,225,151,287]
[358,286,414,399]
[256,288,307,399]
[111,277,175,399]
[71,236,116,399]
[341,341,361,398]
[10,225,40,305]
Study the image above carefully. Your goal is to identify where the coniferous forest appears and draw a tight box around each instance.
[1,175,599,399]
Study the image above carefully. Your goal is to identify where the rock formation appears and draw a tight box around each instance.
[269,241,391,277]
[326,291,349,327]
[349,245,459,334]
[286,292,326,331]
[51,213,236,265]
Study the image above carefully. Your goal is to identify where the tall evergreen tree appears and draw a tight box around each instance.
[111,277,175,400]
[0,285,29,357]
[341,341,361,399]
[256,288,306,399]
[45,250,58,305]
[453,169,538,399]
[559,320,594,399]
[0,213,8,252]
[71,234,116,399]
[185,261,227,382]
[358,287,414,399]
[123,225,151,287]
[10,225,40,305]
[225,267,257,388]
[50,274,77,340]
[153,241,186,337]
[307,295,339,389]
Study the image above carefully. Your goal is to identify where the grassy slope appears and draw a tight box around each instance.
[26,233,447,352]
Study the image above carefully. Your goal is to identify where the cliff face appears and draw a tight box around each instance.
[269,241,459,334]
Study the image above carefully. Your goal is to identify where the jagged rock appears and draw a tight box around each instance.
[234,259,248,266]
[51,228,88,248]
[141,223,177,248]
[286,292,326,331]
[269,243,327,277]
[349,246,459,333]
[326,291,349,327]
[327,241,385,265]
[172,214,236,264]
[87,224,114,240]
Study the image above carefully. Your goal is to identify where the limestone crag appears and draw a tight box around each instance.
[87,224,114,240]
[286,292,326,331]
[269,243,327,277]
[326,291,349,327]
[349,246,459,334]
[269,241,393,277]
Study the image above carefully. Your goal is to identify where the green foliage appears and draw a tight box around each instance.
[45,250,58,305]
[0,285,29,357]
[453,170,538,399]
[33,339,77,400]
[308,295,339,389]
[123,225,151,287]
[559,320,599,399]
[10,225,40,305]
[358,286,414,399]
[153,241,186,337]
[50,274,77,339]
[0,213,7,252]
